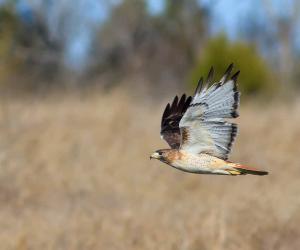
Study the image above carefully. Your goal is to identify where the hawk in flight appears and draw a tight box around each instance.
[150,64,268,176]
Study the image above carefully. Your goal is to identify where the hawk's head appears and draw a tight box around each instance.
[150,149,179,164]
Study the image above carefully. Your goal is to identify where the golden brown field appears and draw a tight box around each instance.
[0,89,299,250]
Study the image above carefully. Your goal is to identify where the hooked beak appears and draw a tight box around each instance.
[150,152,160,160]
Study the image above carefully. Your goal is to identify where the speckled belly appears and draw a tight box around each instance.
[170,152,230,175]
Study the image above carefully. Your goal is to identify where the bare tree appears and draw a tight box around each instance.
[263,0,300,85]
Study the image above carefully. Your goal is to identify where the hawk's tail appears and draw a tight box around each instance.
[227,163,268,176]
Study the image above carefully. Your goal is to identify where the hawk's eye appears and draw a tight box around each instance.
[158,151,163,155]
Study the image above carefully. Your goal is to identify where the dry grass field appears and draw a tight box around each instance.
[0,89,300,250]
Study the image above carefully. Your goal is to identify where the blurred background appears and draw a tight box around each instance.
[1,0,300,249]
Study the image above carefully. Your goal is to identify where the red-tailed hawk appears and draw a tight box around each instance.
[150,64,268,176]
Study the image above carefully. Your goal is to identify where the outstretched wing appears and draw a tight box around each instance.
[179,64,240,160]
[161,94,192,149]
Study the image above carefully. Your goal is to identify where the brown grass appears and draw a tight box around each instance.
[0,89,300,250]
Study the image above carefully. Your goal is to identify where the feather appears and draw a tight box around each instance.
[170,96,179,113]
[206,67,214,85]
[220,63,234,84]
[231,70,240,83]
[194,77,203,95]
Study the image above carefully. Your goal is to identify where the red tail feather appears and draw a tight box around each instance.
[233,164,268,176]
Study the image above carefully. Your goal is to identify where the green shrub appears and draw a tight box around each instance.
[189,35,274,96]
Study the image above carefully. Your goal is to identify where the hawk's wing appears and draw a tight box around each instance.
[161,94,192,149]
[179,64,240,160]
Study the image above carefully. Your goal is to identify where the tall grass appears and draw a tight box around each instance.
[0,89,299,250]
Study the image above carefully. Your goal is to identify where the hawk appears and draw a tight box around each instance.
[150,64,268,176]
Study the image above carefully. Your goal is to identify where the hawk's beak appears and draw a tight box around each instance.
[150,152,160,160]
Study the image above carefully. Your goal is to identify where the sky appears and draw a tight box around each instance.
[147,0,165,15]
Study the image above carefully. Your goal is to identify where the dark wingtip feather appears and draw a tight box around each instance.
[194,77,203,95]
[206,66,214,85]
[231,70,240,83]
[170,95,179,112]
[184,96,193,110]
[178,94,186,105]
[177,94,187,113]
[226,63,234,73]
[221,63,234,83]
[186,95,193,104]
[173,95,179,104]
